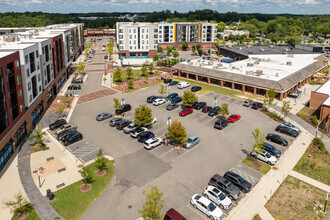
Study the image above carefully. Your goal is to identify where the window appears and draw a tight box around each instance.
[154,29,158,33]
[39,86,41,92]
[159,30,162,34]
[15,60,19,69]
[146,35,148,39]
[146,46,148,49]
[17,75,21,84]
[38,74,40,82]
[28,82,31,91]
[142,46,144,49]
[134,35,136,39]
[119,35,124,39]
[142,40,144,44]
[37,62,39,70]
[29,95,32,102]
[154,40,157,44]
[129,40,131,44]
[133,29,136,33]
[50,64,53,70]
[120,46,123,49]
[142,29,144,33]
[159,26,162,29]
[36,50,39,58]
[19,89,22,98]
[26,69,30,77]
[129,35,132,39]
[42,47,45,54]
[170,26,173,29]
[134,41,136,44]
[25,55,29,64]
[170,30,173,34]
[20,104,23,112]
[129,29,131,33]
[130,46,132,49]
[119,29,123,33]
[119,40,124,44]
[142,35,144,39]
[154,34,158,38]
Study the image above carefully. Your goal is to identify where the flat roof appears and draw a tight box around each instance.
[0,42,36,50]
[315,80,330,106]
[0,51,17,59]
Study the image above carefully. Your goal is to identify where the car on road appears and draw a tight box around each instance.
[209,174,241,200]
[213,116,229,130]
[251,102,263,109]
[208,106,220,117]
[49,119,67,130]
[143,137,163,150]
[96,113,112,121]
[177,82,190,89]
[280,122,300,132]
[123,123,139,134]
[171,96,182,104]
[166,93,178,101]
[250,150,277,165]
[263,142,282,158]
[130,127,148,138]
[115,104,131,115]
[72,78,83,84]
[275,125,299,138]
[109,117,126,127]
[166,103,179,111]
[191,86,202,92]
[137,131,155,142]
[194,102,207,110]
[68,84,81,90]
[224,171,253,193]
[266,133,288,146]
[153,98,166,106]
[243,100,254,107]
[190,194,223,220]
[179,108,193,116]
[183,135,200,149]
[63,132,83,146]
[169,81,179,86]
[202,185,232,210]
[164,208,187,220]
[227,114,241,123]
[202,106,212,113]
[147,96,160,103]
[116,120,132,130]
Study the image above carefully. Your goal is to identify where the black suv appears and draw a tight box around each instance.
[266,133,288,146]
[275,125,299,138]
[72,78,83,84]
[263,142,282,158]
[213,116,229,130]
[251,102,263,110]
[208,106,220,117]
[209,174,241,200]
[49,119,67,130]
[58,128,77,141]
[115,104,131,114]
[191,86,202,92]
[224,171,253,193]
[63,132,83,146]
[193,102,206,110]
[147,96,160,103]
[116,120,132,130]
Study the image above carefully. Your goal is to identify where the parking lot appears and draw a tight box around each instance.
[69,83,297,219]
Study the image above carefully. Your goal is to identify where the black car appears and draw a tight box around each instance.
[263,142,282,158]
[104,55,108,59]
[275,125,299,138]
[209,174,241,200]
[163,78,172,83]
[213,116,229,130]
[193,102,207,110]
[137,131,154,142]
[63,132,83,146]
[166,93,178,101]
[147,96,160,103]
[251,102,263,109]
[191,86,202,92]
[72,78,83,84]
[224,171,253,193]
[208,106,220,117]
[58,128,77,141]
[68,84,81,90]
[166,103,179,110]
[115,104,131,115]
[169,81,179,86]
[116,120,132,130]
[266,133,288,146]
[49,119,67,130]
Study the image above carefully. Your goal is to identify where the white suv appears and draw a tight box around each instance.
[191,194,223,220]
[203,185,232,210]
[251,150,277,165]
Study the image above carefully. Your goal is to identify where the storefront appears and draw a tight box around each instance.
[31,101,44,127]
[56,74,66,92]
[0,140,13,172]
[14,122,26,150]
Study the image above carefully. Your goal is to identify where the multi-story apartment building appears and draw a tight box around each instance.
[116,22,218,58]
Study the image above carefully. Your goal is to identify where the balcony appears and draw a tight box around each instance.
[6,69,15,78]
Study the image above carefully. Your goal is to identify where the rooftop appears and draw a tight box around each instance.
[0,51,17,59]
[315,80,330,106]
[0,42,36,50]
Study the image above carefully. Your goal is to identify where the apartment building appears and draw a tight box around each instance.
[116,22,218,58]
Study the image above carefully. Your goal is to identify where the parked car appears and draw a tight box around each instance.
[153,98,166,106]
[177,82,190,89]
[144,137,163,150]
[72,78,83,84]
[171,96,182,104]
[166,103,179,111]
[123,123,139,134]
[263,142,282,158]
[202,106,212,113]
[104,55,108,59]
[115,104,131,114]
[179,108,193,116]
[96,113,112,121]
[275,125,299,138]
[227,114,241,123]
[116,120,132,130]
[68,84,81,90]
[58,128,77,141]
[209,174,241,200]
[208,106,220,117]
[130,127,148,138]
[56,124,76,135]
[137,131,155,142]
[49,119,67,130]
[194,102,207,110]
[109,117,126,127]
[166,93,178,101]
[147,96,160,103]
[224,171,253,193]
[163,78,172,83]
[250,150,277,165]
[169,81,179,86]
[202,185,232,210]
[191,86,202,92]
[213,116,229,130]
[279,122,300,132]
[63,132,83,146]
[266,133,288,146]
[190,194,223,220]
[142,116,158,127]
[251,102,263,109]
[163,208,187,220]
[243,99,254,107]
[183,135,200,149]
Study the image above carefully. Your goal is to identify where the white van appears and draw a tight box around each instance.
[102,46,106,51]
[177,82,190,89]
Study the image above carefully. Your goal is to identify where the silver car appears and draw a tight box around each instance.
[109,117,126,127]
[123,123,139,134]
[243,99,254,107]
[280,122,300,132]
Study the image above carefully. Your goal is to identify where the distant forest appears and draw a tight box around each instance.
[0,10,329,39]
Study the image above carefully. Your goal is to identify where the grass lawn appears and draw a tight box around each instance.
[121,69,142,81]
[11,204,41,220]
[50,159,115,220]
[242,157,271,174]
[266,175,329,220]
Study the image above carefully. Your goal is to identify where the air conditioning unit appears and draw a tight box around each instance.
[286,61,292,66]
[247,63,254,67]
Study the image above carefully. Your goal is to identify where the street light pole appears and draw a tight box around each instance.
[324,192,329,214]
[37,168,41,188]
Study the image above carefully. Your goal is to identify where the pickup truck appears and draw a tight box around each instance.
[250,151,277,165]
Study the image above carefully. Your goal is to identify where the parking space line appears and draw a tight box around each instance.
[159,148,174,157]
[171,148,190,162]
[228,167,260,184]
[186,204,208,220]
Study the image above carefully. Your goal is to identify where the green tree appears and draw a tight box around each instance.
[128,79,134,89]
[167,120,187,145]
[285,36,301,45]
[95,149,107,172]
[198,48,203,57]
[157,47,163,53]
[28,126,46,147]
[76,62,86,75]
[55,106,65,117]
[148,62,155,74]
[192,45,196,54]
[182,40,188,50]
[79,168,94,187]
[153,54,159,61]
[113,67,122,83]
[113,98,122,111]
[217,21,226,32]
[126,67,133,80]
[166,46,173,54]
[62,94,71,108]
[182,91,198,107]
[172,50,179,58]
[2,192,32,215]
[265,89,277,110]
[107,43,113,60]
[252,127,265,153]
[138,186,164,220]
[214,38,221,49]
[134,104,153,126]
[196,44,201,50]
[281,101,292,119]
[158,84,167,97]
[219,103,229,116]
[141,63,149,79]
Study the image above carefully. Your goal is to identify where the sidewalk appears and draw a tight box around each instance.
[289,170,330,192]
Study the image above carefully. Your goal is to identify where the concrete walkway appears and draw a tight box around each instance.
[18,140,64,220]
[289,170,330,192]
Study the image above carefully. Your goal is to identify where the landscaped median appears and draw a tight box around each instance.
[50,158,115,220]
[242,157,271,175]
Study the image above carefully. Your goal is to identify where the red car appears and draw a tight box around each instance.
[227,114,241,123]
[179,108,193,116]
[202,106,212,113]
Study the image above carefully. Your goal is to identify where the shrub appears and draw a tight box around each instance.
[313,138,322,145]
[319,143,325,151]
[310,115,318,125]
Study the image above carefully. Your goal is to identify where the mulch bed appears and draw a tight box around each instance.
[95,169,106,176]
[80,184,92,192]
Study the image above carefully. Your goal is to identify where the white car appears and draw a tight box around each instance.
[177,82,190,89]
[130,127,148,138]
[153,98,166,106]
[190,194,223,220]
[102,46,106,51]
[143,137,163,150]
[280,122,300,132]
[203,186,232,210]
[251,150,277,165]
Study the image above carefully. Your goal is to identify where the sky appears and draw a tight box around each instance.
[0,0,329,14]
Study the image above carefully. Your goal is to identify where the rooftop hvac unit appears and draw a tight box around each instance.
[275,73,279,77]
[248,51,253,54]
[260,48,265,52]
[246,70,254,75]
[231,66,236,69]
[286,61,292,66]
[256,70,263,74]
[285,48,290,52]
[269,45,275,48]
[254,61,259,64]
[247,63,254,67]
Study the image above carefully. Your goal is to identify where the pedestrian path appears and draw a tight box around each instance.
[77,88,119,104]
[289,170,330,192]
